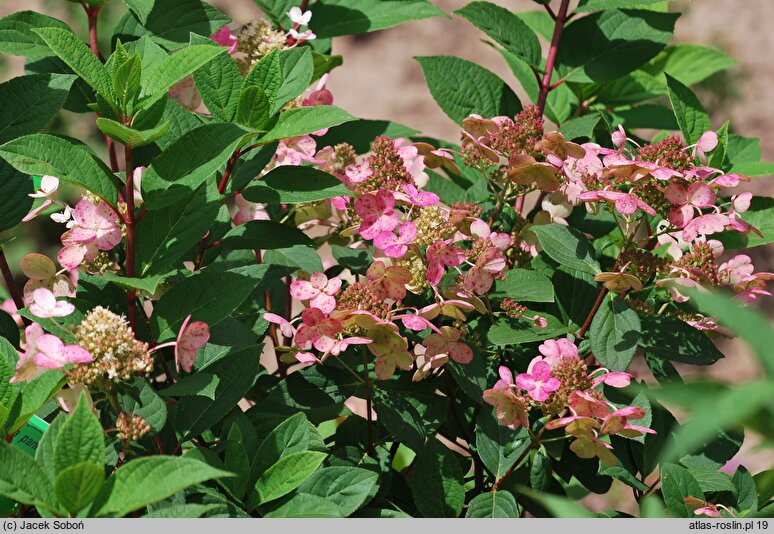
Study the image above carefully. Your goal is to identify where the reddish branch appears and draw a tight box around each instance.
[124,143,138,334]
[537,0,571,114]
[0,249,30,326]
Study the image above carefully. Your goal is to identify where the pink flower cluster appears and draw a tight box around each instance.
[483,338,653,465]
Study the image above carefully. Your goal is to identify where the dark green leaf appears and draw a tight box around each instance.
[242,165,349,204]
[411,439,465,518]
[589,296,641,371]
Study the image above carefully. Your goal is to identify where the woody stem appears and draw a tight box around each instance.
[537,0,571,115]
[0,249,30,326]
[124,143,138,334]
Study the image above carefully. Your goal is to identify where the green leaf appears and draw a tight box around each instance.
[236,86,271,129]
[465,491,519,518]
[141,123,245,209]
[661,463,704,518]
[0,73,76,144]
[688,468,735,494]
[559,113,602,141]
[252,413,311,477]
[243,49,282,106]
[175,347,261,441]
[192,49,242,121]
[717,197,774,249]
[518,486,595,517]
[685,288,774,378]
[600,466,649,491]
[276,47,314,112]
[90,456,232,517]
[0,11,70,58]
[576,0,671,11]
[412,439,465,518]
[116,0,230,50]
[0,134,119,206]
[242,166,350,204]
[728,161,774,177]
[638,314,723,365]
[95,117,170,148]
[143,503,220,518]
[531,223,601,275]
[118,379,167,432]
[316,119,419,154]
[296,467,378,517]
[556,9,677,83]
[589,296,641,371]
[373,389,426,452]
[642,44,737,87]
[151,269,260,342]
[101,272,169,295]
[732,466,758,512]
[666,74,711,144]
[32,27,114,103]
[142,44,225,97]
[0,442,56,510]
[137,182,220,276]
[475,408,530,479]
[113,54,142,112]
[492,269,554,303]
[260,106,357,143]
[0,160,33,233]
[54,462,104,516]
[416,56,521,125]
[455,2,541,67]
[54,394,104,472]
[488,314,571,346]
[255,451,327,504]
[264,493,343,518]
[263,245,323,274]
[220,220,313,250]
[310,0,448,38]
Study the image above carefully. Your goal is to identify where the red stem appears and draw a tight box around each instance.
[0,249,30,326]
[577,286,608,339]
[537,0,571,114]
[124,144,138,334]
[84,4,101,58]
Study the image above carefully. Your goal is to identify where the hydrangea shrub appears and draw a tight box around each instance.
[0,0,772,519]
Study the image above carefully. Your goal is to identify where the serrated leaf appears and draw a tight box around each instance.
[54,461,104,516]
[296,467,378,517]
[236,86,271,129]
[0,11,70,58]
[242,165,349,204]
[220,220,313,250]
[661,463,704,518]
[411,439,464,518]
[589,296,641,371]
[96,117,170,148]
[475,408,530,479]
[465,491,519,518]
[90,456,232,517]
[141,123,245,209]
[666,74,711,145]
[151,269,260,342]
[373,389,426,452]
[455,2,541,67]
[0,160,33,233]
[416,56,521,125]
[255,451,327,504]
[275,47,314,112]
[0,73,76,144]
[175,347,261,441]
[556,9,677,83]
[192,47,242,121]
[263,245,323,274]
[0,134,119,206]
[142,44,225,97]
[492,268,554,302]
[310,0,447,38]
[54,394,104,472]
[243,48,282,106]
[638,314,723,365]
[32,27,114,103]
[0,442,57,510]
[118,379,167,432]
[137,182,220,276]
[259,105,357,143]
[576,0,671,11]
[642,44,737,87]
[531,223,601,275]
